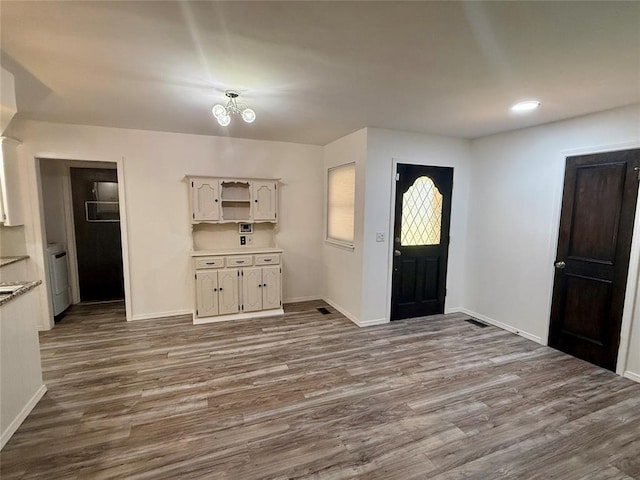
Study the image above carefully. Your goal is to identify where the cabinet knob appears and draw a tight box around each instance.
[263,283,267,287]
[219,287,223,291]
[213,288,218,292]
[215,199,218,202]
[258,284,262,288]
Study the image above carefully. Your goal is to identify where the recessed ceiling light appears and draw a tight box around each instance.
[511,100,541,113]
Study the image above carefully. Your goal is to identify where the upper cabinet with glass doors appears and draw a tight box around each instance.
[187,176,278,224]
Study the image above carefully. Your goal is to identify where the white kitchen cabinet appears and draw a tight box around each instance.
[241,267,263,312]
[187,176,278,224]
[195,271,219,318]
[252,180,277,222]
[196,268,240,317]
[191,178,219,222]
[217,268,240,315]
[0,137,23,226]
[192,250,283,324]
[261,265,281,310]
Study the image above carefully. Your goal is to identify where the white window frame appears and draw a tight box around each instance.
[326,163,355,249]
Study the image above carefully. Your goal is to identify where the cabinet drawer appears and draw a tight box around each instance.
[255,254,280,266]
[194,257,224,269]
[226,255,253,267]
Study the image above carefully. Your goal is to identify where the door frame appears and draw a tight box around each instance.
[34,153,133,327]
[386,158,455,322]
[546,141,640,377]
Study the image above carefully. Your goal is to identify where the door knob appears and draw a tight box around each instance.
[394,250,401,257]
[554,261,566,269]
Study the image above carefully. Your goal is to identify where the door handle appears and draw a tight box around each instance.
[394,250,401,257]
[554,261,566,269]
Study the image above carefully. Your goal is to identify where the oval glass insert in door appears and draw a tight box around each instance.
[401,176,443,246]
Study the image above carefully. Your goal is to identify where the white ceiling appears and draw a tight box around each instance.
[2,1,639,145]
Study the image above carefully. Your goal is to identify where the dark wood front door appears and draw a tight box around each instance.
[391,164,453,320]
[70,167,125,302]
[549,149,640,371]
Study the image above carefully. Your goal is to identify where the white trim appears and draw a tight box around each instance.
[32,154,134,324]
[623,371,640,384]
[324,239,355,251]
[283,295,322,304]
[322,297,360,326]
[0,384,46,450]
[457,307,544,345]
[131,309,192,321]
[354,317,389,327]
[193,308,284,325]
[60,164,81,304]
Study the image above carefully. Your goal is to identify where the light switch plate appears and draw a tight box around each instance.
[376,232,385,242]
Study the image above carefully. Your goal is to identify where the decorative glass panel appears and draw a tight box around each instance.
[401,176,443,246]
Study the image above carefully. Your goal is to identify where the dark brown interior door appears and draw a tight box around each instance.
[391,164,453,321]
[70,167,125,302]
[549,149,640,371]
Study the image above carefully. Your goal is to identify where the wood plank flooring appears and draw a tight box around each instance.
[1,301,639,479]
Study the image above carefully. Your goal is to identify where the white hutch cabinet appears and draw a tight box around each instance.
[187,175,282,324]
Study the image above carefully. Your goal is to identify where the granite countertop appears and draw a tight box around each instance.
[0,256,29,268]
[0,280,42,306]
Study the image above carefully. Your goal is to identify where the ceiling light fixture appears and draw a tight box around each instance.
[212,90,256,126]
[510,100,541,113]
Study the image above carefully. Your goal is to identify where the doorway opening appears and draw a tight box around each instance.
[549,148,640,371]
[38,159,126,325]
[391,164,453,321]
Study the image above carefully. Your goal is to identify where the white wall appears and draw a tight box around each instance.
[322,129,367,323]
[465,105,640,377]
[39,160,67,245]
[362,128,472,324]
[10,120,324,326]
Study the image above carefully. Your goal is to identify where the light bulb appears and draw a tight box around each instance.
[217,114,231,127]
[212,104,227,118]
[510,100,540,113]
[241,108,256,123]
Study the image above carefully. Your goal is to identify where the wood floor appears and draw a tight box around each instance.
[1,301,639,479]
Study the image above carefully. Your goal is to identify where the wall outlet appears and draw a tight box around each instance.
[376,232,385,242]
[240,235,246,245]
[246,235,253,245]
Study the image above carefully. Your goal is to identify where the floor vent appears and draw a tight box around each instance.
[317,307,331,315]
[465,318,488,328]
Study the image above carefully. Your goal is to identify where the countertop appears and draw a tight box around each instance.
[0,280,42,306]
[191,247,283,256]
[0,256,29,268]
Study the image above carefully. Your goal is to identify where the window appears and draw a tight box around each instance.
[327,163,355,247]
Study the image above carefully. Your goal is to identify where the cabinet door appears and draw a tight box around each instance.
[252,181,277,221]
[192,179,219,221]
[217,268,239,315]
[242,267,263,312]
[0,139,24,226]
[196,271,218,317]
[262,266,281,310]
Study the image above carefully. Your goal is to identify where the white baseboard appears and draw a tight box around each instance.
[457,308,544,345]
[1,384,47,450]
[283,296,322,304]
[623,371,640,384]
[193,308,284,325]
[130,309,192,321]
[322,297,360,326]
[356,317,389,327]
[321,297,388,328]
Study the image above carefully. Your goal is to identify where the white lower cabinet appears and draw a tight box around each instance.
[241,265,282,313]
[193,251,283,323]
[195,268,240,317]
